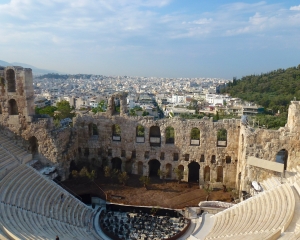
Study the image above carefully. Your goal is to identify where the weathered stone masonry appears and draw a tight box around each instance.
[1,66,300,191]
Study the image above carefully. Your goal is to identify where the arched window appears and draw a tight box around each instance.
[217,166,223,182]
[112,124,121,141]
[6,69,16,92]
[149,126,161,147]
[211,155,216,164]
[136,125,145,143]
[165,126,175,144]
[225,156,231,164]
[190,128,200,146]
[89,123,98,136]
[8,99,18,115]
[217,128,227,147]
[204,166,210,181]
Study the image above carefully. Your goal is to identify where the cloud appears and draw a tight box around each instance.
[290,5,300,11]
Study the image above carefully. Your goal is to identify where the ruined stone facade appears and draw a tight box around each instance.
[1,66,299,191]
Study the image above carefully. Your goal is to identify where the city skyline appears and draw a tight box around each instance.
[1,0,300,79]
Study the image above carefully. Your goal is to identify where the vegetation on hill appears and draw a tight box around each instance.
[222,64,300,129]
[222,65,300,113]
[37,73,93,79]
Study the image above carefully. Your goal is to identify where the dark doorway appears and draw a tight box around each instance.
[148,159,161,177]
[275,149,288,170]
[8,99,18,115]
[188,161,200,182]
[111,157,122,171]
[28,136,38,154]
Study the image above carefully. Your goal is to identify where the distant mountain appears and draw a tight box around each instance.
[0,60,61,75]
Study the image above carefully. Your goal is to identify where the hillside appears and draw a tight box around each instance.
[0,60,59,75]
[222,64,300,113]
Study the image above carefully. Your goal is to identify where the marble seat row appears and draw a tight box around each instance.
[0,144,20,180]
[0,164,101,239]
[203,183,295,239]
[0,133,32,164]
[260,177,281,190]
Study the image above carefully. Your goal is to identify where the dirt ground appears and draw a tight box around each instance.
[61,173,232,209]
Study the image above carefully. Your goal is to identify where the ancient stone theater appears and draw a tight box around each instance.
[0,66,300,239]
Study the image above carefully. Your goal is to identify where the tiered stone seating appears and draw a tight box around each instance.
[0,144,20,180]
[0,164,101,239]
[0,133,32,164]
[260,177,281,190]
[201,183,295,240]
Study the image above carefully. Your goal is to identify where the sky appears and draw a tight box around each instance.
[1,0,300,79]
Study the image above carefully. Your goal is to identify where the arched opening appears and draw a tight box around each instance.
[6,69,16,92]
[204,166,210,182]
[28,136,38,157]
[166,163,172,178]
[8,99,18,115]
[165,126,175,144]
[69,160,76,172]
[78,147,82,156]
[111,157,122,171]
[112,124,121,141]
[148,159,161,177]
[136,125,145,143]
[190,127,200,146]
[211,155,216,164]
[149,126,161,147]
[84,148,89,157]
[125,160,132,174]
[88,123,98,136]
[217,128,227,147]
[188,161,200,182]
[276,149,288,171]
[138,161,143,175]
[217,166,223,182]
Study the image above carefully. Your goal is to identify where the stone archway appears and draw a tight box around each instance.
[111,157,122,171]
[188,161,200,182]
[275,149,288,170]
[125,160,133,174]
[8,99,18,115]
[148,159,161,177]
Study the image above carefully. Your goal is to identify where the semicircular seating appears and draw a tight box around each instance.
[0,164,101,240]
[201,183,295,240]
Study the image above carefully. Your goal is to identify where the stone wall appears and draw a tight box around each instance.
[2,66,300,190]
[74,107,240,186]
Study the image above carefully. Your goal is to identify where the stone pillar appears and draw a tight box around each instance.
[199,166,204,184]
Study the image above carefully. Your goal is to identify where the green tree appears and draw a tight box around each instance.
[142,111,149,116]
[157,169,167,183]
[139,176,151,190]
[56,100,75,120]
[173,167,185,184]
[191,128,200,140]
[92,100,107,113]
[118,171,129,186]
[35,106,57,117]
[104,166,111,178]
[136,125,145,137]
